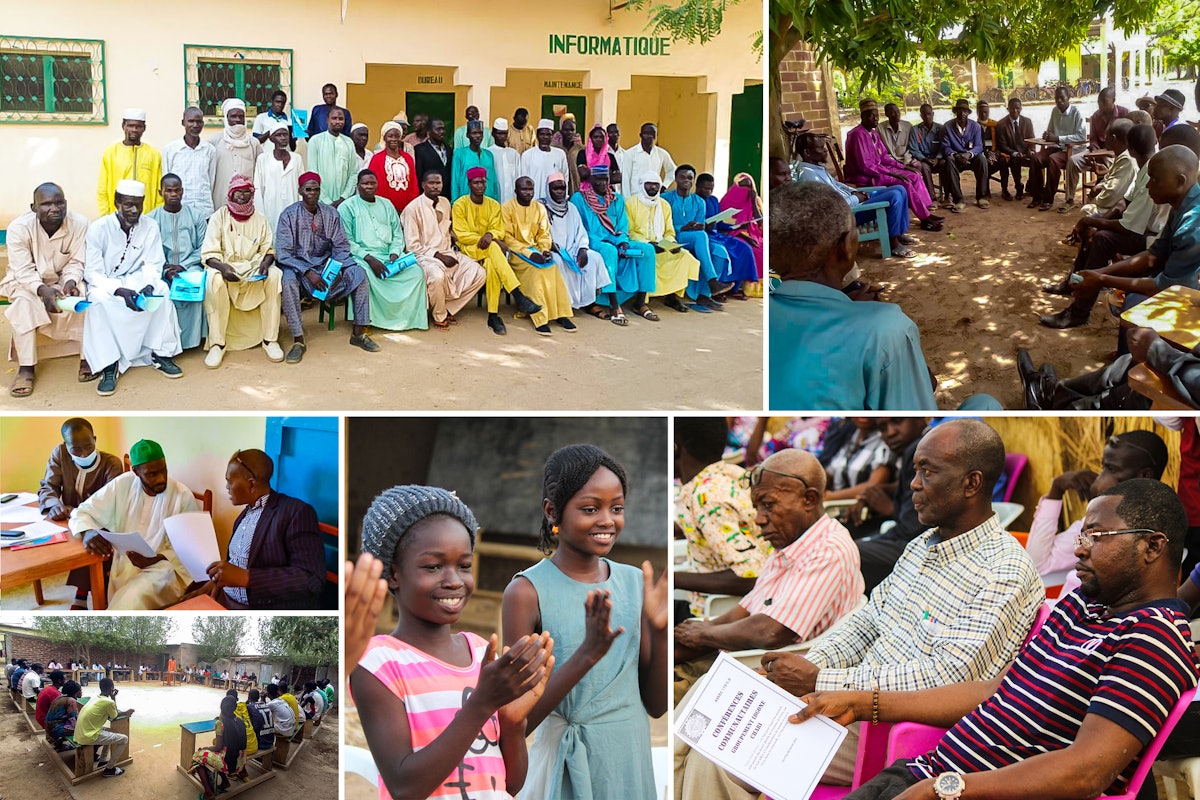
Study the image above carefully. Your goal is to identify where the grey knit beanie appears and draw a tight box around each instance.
[361,485,478,565]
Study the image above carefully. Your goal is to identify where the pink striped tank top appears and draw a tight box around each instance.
[358,632,509,800]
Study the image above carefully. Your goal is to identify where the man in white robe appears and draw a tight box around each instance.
[208,98,262,213]
[1,183,91,397]
[624,122,678,190]
[70,439,200,610]
[544,173,612,313]
[398,172,486,329]
[518,119,569,203]
[489,118,522,204]
[83,179,184,396]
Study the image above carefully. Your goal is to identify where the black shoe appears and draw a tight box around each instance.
[285,342,306,364]
[1017,349,1042,410]
[1027,197,1040,209]
[487,314,507,336]
[663,295,689,313]
[1041,282,1072,297]
[698,296,725,310]
[533,324,553,336]
[708,279,734,298]
[151,354,183,378]
[555,317,578,331]
[1039,308,1088,329]
[513,293,542,316]
[97,364,119,396]
[1015,184,1024,200]
[349,333,380,352]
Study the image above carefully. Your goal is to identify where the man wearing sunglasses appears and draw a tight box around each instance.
[191,448,324,609]
[796,479,1198,800]
[1027,430,1168,596]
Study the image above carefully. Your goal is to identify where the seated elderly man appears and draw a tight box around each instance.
[675,420,1043,798]
[338,169,429,333]
[1063,86,1128,211]
[844,99,938,224]
[451,167,543,336]
[1041,144,1200,331]
[1077,118,1137,217]
[940,99,990,210]
[201,174,284,368]
[70,439,200,609]
[626,173,701,314]
[673,448,864,704]
[1041,124,1164,311]
[544,173,615,319]
[794,131,924,257]
[798,479,1197,800]
[38,417,124,609]
[83,179,184,396]
[146,174,208,351]
[274,172,379,362]
[673,417,771,621]
[879,103,930,192]
[994,98,1035,200]
[1,183,91,397]
[1027,86,1087,212]
[501,175,575,335]
[190,449,324,610]
[769,181,937,410]
[398,171,487,330]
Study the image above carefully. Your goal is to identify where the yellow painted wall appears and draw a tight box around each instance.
[346,63,469,144]
[619,76,716,183]
[488,69,601,130]
[0,0,760,228]
[0,416,266,549]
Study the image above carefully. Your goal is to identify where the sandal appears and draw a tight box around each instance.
[893,246,917,259]
[446,312,459,325]
[585,304,612,321]
[78,359,99,382]
[433,317,451,330]
[610,313,629,326]
[631,304,659,322]
[9,373,34,398]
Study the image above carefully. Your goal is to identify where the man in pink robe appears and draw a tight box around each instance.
[844,99,942,230]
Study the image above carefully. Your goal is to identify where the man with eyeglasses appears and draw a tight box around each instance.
[673,448,865,788]
[187,448,324,609]
[1027,430,1168,595]
[796,479,1198,800]
[684,420,1041,798]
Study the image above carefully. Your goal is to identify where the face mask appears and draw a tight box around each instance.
[71,450,99,469]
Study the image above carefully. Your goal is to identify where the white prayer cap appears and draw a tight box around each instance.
[492,117,509,131]
[351,122,368,133]
[268,119,290,134]
[380,120,404,137]
[537,118,554,130]
[122,108,146,121]
[115,179,146,197]
[221,98,246,115]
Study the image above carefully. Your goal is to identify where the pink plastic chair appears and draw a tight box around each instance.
[1002,453,1028,503]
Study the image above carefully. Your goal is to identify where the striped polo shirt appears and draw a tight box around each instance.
[911,590,1199,794]
[358,632,509,800]
[738,513,864,643]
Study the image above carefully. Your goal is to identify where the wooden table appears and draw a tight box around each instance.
[1120,284,1200,351]
[110,668,131,682]
[1,500,107,610]
[1128,363,1196,409]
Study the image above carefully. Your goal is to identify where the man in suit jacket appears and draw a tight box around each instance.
[995,97,1036,201]
[413,119,453,199]
[204,449,325,609]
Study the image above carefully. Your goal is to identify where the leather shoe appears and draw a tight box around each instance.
[1017,349,1042,410]
[1041,282,1071,296]
[1001,190,1013,201]
[1039,308,1088,329]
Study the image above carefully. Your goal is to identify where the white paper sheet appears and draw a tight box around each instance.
[674,652,847,800]
[163,511,220,583]
[1,491,39,505]
[16,519,63,536]
[102,530,158,559]
[0,504,45,523]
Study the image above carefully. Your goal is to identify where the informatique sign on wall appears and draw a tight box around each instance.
[548,34,671,56]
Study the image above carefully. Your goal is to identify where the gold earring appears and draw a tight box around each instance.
[552,525,559,535]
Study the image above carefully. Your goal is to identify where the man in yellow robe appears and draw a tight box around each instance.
[200,174,283,368]
[501,176,574,334]
[625,173,699,312]
[450,167,542,336]
[97,108,163,215]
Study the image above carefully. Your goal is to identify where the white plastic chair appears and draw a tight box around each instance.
[992,501,1025,530]
[344,745,380,788]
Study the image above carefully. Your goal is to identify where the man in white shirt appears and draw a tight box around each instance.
[624,122,677,190]
[162,107,217,219]
[489,118,521,204]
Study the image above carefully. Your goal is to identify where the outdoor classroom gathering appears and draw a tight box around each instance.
[0,0,764,412]
[769,0,1200,412]
[671,415,1200,800]
[0,614,337,800]
[0,415,338,611]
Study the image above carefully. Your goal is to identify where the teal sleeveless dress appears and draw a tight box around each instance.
[516,558,655,800]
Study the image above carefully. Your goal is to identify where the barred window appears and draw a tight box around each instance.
[0,37,105,124]
[184,45,292,126]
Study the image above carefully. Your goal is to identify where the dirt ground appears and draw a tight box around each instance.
[0,691,339,800]
[856,180,1119,409]
[0,276,763,411]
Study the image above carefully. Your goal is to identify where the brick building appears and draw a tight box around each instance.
[0,624,148,669]
[779,42,841,144]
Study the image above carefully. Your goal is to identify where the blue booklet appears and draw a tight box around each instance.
[310,258,343,301]
[169,270,206,302]
[383,253,418,278]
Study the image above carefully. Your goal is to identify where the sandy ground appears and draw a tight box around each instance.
[0,683,338,800]
[0,285,762,411]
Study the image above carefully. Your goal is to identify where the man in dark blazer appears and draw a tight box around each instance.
[204,449,325,609]
[413,119,453,198]
[995,97,1036,201]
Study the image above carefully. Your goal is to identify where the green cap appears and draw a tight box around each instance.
[129,439,165,466]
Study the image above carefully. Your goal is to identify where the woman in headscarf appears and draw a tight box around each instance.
[370,121,420,215]
[544,172,618,322]
[624,172,699,313]
[695,172,758,298]
[718,172,763,278]
[576,123,618,184]
[188,695,248,800]
[253,120,304,235]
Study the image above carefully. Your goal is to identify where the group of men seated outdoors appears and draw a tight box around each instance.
[6,658,333,781]
[33,417,326,610]
[672,416,1200,800]
[3,83,765,398]
[771,80,1200,411]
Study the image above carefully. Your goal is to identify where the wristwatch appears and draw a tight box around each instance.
[933,772,965,800]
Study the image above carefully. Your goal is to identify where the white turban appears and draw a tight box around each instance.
[115,179,146,197]
[221,98,246,116]
[351,122,368,134]
[380,120,404,137]
[492,118,509,131]
[268,119,290,134]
